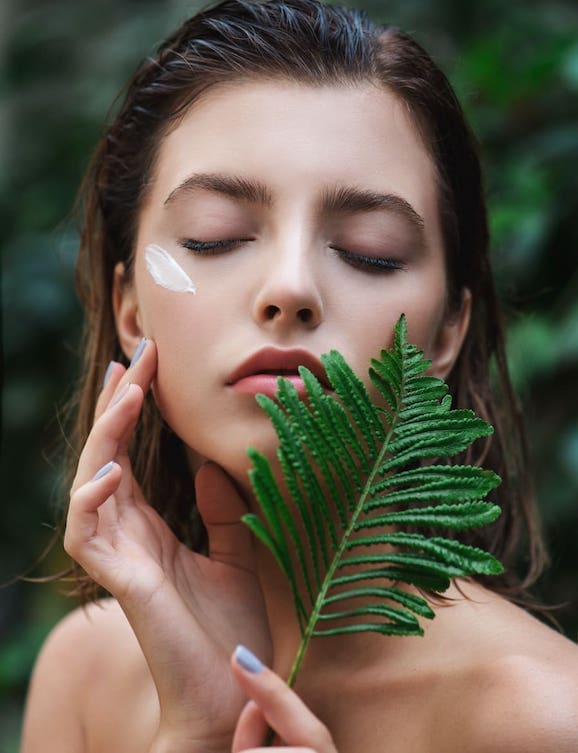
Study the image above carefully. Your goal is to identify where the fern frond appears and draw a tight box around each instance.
[244,314,503,688]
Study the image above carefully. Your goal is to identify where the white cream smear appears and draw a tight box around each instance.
[145,243,196,294]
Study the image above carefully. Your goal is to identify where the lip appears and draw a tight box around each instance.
[227,347,330,397]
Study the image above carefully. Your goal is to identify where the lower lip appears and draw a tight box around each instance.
[230,374,308,397]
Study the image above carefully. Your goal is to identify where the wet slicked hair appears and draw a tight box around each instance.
[69,0,546,602]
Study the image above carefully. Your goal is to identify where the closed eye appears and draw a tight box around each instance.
[332,246,406,273]
[178,238,252,255]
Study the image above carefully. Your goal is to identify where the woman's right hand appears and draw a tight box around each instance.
[65,339,271,753]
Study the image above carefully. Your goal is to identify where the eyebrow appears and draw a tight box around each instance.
[164,172,425,236]
[320,185,425,235]
[164,172,274,207]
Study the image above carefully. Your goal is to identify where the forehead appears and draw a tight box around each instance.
[147,80,439,225]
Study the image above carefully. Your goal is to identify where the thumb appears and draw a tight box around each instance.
[230,645,336,752]
[195,462,255,571]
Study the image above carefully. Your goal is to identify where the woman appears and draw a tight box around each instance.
[21,1,578,751]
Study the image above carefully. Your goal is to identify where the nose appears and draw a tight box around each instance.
[252,244,323,332]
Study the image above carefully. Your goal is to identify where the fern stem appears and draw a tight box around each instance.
[285,399,402,689]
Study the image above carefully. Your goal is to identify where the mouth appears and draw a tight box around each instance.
[227,347,331,397]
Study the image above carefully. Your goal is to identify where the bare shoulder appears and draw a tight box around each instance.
[450,587,578,753]
[25,597,137,693]
[21,599,156,753]
[467,649,578,752]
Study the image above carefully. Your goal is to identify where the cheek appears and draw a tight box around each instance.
[405,294,448,356]
[137,280,206,410]
[137,247,222,351]
[141,287,200,353]
[136,273,243,444]
[340,271,448,359]
[402,263,448,346]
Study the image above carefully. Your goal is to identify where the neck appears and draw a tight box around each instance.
[241,470,393,679]
[231,464,487,687]
[253,534,492,691]
[254,542,304,678]
[254,539,421,684]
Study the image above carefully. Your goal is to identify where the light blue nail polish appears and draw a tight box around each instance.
[129,338,147,368]
[103,361,115,387]
[92,461,114,481]
[235,645,264,674]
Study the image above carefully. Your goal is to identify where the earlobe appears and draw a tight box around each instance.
[112,262,143,360]
[430,289,472,380]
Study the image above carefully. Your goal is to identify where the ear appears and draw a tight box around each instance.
[112,262,143,360]
[429,288,472,380]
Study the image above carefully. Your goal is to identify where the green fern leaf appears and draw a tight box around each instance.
[244,314,503,688]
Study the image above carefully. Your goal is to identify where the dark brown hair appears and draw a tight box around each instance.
[68,0,546,601]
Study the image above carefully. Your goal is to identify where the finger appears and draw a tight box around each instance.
[231,646,336,753]
[231,700,269,752]
[64,460,123,562]
[195,463,255,572]
[95,338,157,421]
[94,360,125,420]
[232,707,318,752]
[70,382,144,496]
[70,338,158,496]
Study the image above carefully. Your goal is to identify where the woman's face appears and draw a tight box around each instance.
[116,81,469,488]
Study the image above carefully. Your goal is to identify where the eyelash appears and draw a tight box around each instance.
[178,238,247,255]
[331,247,405,273]
[179,238,405,274]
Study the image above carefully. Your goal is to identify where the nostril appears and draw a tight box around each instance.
[298,308,313,323]
[264,304,280,319]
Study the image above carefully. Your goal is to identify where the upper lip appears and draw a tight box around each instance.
[227,347,330,388]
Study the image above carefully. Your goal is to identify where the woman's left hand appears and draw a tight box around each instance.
[230,646,338,753]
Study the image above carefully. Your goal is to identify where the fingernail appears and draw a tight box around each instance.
[92,461,114,481]
[103,361,115,387]
[109,382,131,408]
[235,645,264,674]
[129,338,147,368]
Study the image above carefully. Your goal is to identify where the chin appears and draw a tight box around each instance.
[189,420,283,495]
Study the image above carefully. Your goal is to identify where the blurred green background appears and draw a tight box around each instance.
[1,0,577,749]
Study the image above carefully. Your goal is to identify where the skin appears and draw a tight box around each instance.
[21,82,578,753]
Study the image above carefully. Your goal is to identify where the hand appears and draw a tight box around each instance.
[65,340,271,750]
[231,646,338,753]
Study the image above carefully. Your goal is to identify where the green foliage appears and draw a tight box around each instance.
[244,316,502,684]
